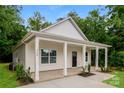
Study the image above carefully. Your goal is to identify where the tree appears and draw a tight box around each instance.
[0,6,27,62]
[56,17,64,22]
[28,11,45,31]
[42,22,52,29]
[105,6,124,68]
[67,11,81,24]
[106,6,124,51]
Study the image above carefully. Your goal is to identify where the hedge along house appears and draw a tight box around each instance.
[13,17,111,82]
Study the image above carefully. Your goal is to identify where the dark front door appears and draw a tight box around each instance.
[72,51,77,67]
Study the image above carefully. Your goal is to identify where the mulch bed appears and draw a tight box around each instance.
[17,78,34,86]
[78,72,96,77]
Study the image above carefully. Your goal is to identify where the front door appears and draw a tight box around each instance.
[72,51,77,67]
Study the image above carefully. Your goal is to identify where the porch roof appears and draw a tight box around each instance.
[13,31,111,50]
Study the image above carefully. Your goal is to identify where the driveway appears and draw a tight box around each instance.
[20,72,113,88]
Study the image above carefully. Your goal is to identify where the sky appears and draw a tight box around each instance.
[21,5,107,26]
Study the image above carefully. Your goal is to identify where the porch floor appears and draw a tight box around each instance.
[31,67,96,82]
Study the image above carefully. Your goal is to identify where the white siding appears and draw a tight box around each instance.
[25,39,84,72]
[39,40,64,71]
[25,38,35,72]
[67,44,83,68]
[13,44,25,66]
[43,20,84,41]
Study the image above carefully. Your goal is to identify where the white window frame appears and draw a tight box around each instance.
[50,49,57,64]
[40,48,49,64]
[40,48,57,64]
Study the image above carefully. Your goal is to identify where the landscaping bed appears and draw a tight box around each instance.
[78,72,96,77]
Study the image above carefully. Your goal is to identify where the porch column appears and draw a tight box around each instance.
[82,45,86,68]
[88,50,91,65]
[95,47,99,70]
[63,42,67,76]
[105,48,108,70]
[35,37,40,81]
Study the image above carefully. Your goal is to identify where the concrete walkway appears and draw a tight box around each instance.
[20,72,113,88]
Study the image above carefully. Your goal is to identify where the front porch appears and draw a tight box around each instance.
[31,67,98,82]
[33,36,110,81]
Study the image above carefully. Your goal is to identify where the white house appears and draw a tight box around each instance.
[13,17,111,82]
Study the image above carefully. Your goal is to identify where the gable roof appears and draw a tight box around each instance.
[13,17,112,50]
[40,17,89,41]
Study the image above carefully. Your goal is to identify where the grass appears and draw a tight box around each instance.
[0,63,20,88]
[103,71,124,88]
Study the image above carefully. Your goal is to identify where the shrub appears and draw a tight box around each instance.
[82,66,85,73]
[88,64,91,73]
[109,51,124,70]
[99,62,111,72]
[100,64,105,72]
[16,64,34,83]
[82,64,91,73]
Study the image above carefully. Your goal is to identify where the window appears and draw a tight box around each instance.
[41,49,56,64]
[50,50,56,63]
[41,49,49,64]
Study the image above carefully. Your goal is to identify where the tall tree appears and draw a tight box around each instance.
[106,5,124,51]
[67,11,81,24]
[0,6,27,62]
[105,6,124,68]
[28,11,45,31]
[41,22,52,29]
[81,9,108,43]
[56,17,64,22]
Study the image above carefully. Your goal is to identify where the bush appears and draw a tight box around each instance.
[16,64,34,83]
[99,61,111,72]
[82,64,91,73]
[88,64,91,73]
[109,51,124,70]
[9,62,17,71]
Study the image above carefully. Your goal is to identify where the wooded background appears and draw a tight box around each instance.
[0,5,124,69]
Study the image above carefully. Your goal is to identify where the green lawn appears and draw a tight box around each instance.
[0,63,20,88]
[103,71,124,88]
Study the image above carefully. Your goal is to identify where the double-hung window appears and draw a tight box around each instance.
[41,49,56,64]
[50,50,56,63]
[41,49,49,64]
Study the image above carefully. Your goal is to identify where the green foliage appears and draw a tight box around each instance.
[0,5,124,69]
[16,64,33,83]
[42,22,52,29]
[65,6,124,68]
[88,64,91,73]
[16,64,25,79]
[110,51,124,70]
[28,11,45,31]
[99,60,111,72]
[0,6,27,61]
[82,66,85,73]
[27,11,51,31]
[82,64,91,73]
